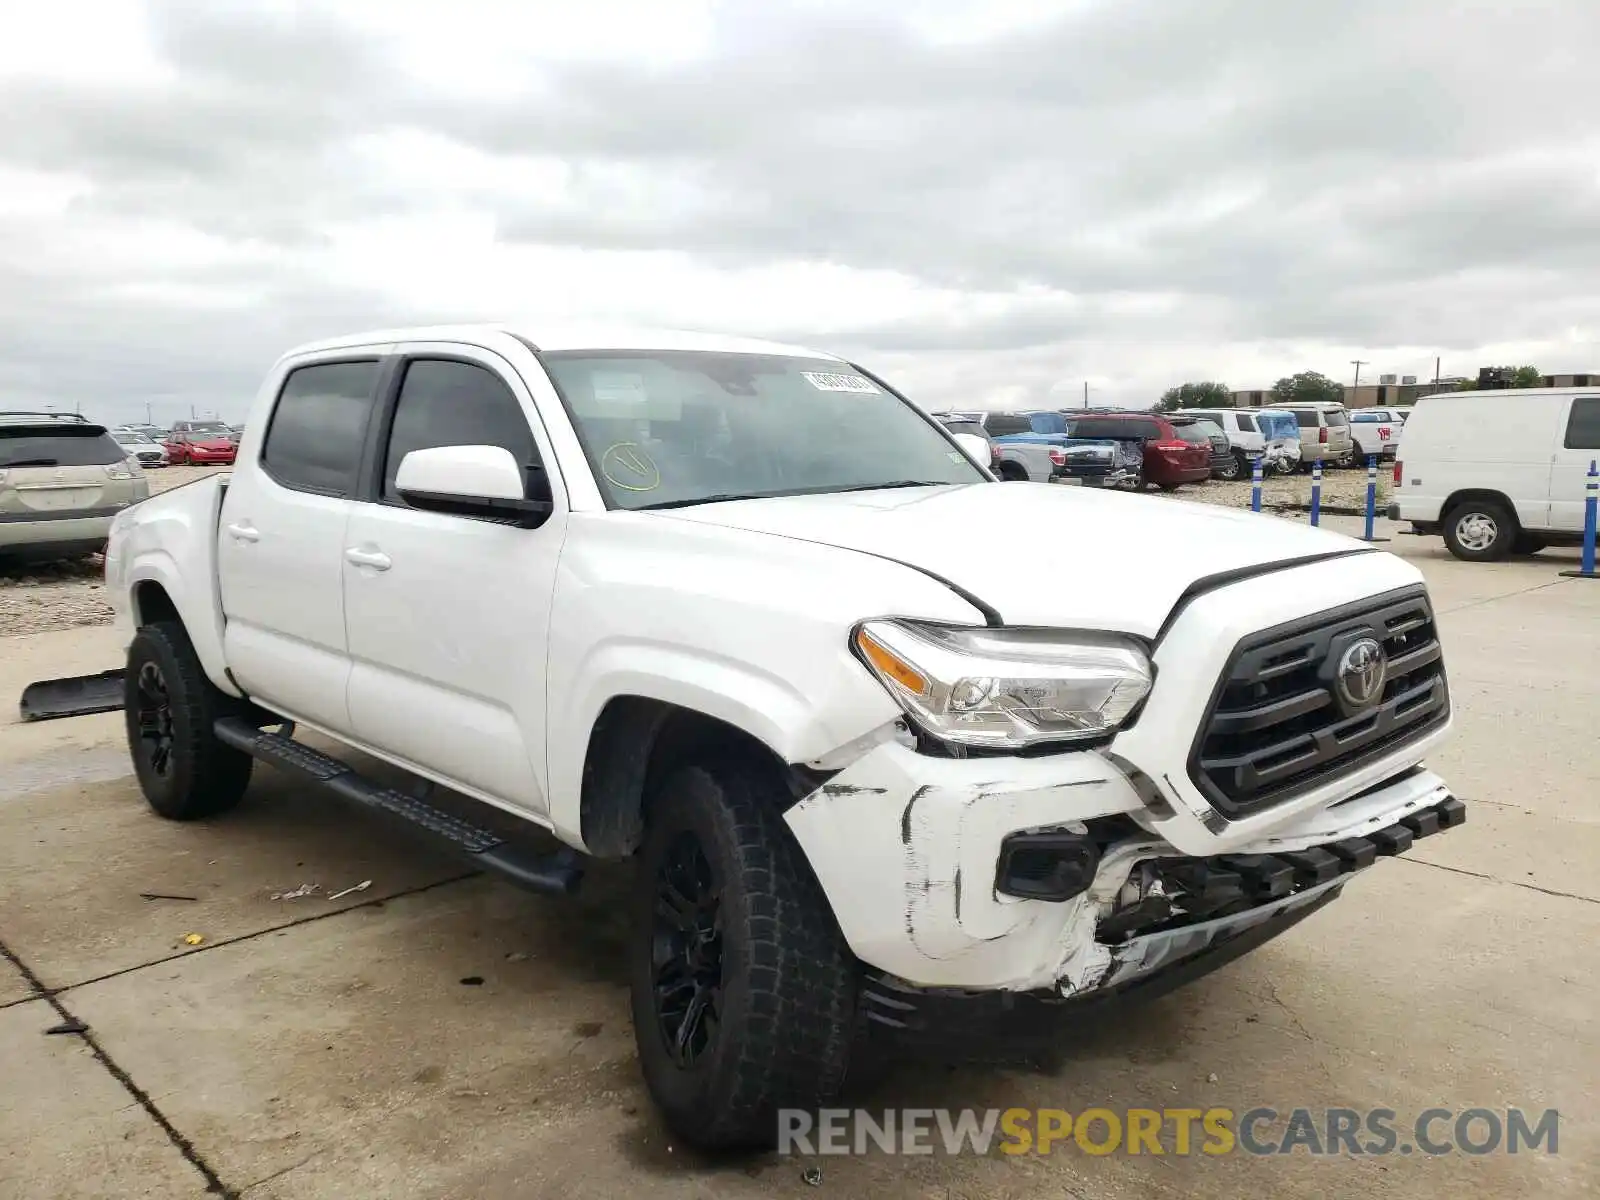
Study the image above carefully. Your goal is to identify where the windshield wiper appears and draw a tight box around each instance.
[823,480,955,494]
[635,491,788,511]
[0,457,61,467]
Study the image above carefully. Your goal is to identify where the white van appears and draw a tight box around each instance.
[1389,388,1600,560]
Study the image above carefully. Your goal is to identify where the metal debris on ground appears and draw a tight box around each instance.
[802,1165,823,1186]
[327,880,372,901]
[270,883,320,901]
[139,892,198,902]
[43,1019,89,1036]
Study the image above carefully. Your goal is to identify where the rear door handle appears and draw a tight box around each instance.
[225,522,260,543]
[344,547,392,571]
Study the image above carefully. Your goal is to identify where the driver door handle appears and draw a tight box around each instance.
[225,522,260,543]
[344,547,392,571]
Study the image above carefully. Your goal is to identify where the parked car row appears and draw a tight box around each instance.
[938,400,1417,493]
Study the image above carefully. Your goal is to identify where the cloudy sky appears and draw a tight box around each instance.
[2,0,1597,424]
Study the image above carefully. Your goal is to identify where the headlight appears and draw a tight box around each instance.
[853,620,1153,749]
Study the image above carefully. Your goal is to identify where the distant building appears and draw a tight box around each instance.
[1541,372,1597,388]
[1230,371,1597,410]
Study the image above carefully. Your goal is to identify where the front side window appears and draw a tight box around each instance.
[539,351,983,510]
[261,361,379,496]
[383,359,541,501]
[1564,397,1600,449]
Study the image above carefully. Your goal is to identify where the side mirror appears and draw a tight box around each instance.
[395,445,553,528]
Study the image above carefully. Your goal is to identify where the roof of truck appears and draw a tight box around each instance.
[279,323,845,362]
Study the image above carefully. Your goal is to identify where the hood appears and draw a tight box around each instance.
[658,483,1369,636]
[191,438,232,450]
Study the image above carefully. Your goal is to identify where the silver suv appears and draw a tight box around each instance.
[1265,401,1356,467]
[1,414,151,561]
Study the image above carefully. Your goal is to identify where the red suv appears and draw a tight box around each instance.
[1064,412,1212,490]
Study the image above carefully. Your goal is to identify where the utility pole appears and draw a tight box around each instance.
[146,400,153,425]
[1434,356,1440,385]
[1351,360,1368,388]
[1083,381,1089,409]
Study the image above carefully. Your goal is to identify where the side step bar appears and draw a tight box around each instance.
[19,669,125,722]
[213,718,583,895]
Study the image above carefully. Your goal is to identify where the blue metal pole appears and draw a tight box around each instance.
[1310,460,1322,526]
[1251,456,1263,513]
[1363,455,1377,540]
[1560,459,1598,580]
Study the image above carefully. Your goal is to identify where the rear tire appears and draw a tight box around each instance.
[1216,453,1244,481]
[1157,481,1180,492]
[630,758,856,1151]
[1442,500,1516,562]
[124,621,253,820]
[998,462,1028,482]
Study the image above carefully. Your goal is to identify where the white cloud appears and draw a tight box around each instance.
[0,0,1597,422]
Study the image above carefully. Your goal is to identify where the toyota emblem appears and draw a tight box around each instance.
[1335,638,1387,711]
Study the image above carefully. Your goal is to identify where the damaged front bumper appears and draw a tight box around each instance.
[785,740,1465,999]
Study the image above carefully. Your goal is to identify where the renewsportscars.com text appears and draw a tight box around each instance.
[778,1106,1560,1157]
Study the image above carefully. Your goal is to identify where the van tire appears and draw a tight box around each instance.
[1443,500,1516,562]
[629,757,856,1151]
[1513,534,1549,556]
[124,621,254,820]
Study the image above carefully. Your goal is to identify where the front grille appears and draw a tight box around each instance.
[1190,588,1449,816]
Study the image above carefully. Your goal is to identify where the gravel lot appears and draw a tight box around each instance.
[0,465,227,638]
[0,463,1386,638]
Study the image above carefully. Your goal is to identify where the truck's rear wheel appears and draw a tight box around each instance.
[630,758,855,1150]
[124,621,253,820]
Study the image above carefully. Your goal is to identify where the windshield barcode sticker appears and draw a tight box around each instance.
[802,371,880,394]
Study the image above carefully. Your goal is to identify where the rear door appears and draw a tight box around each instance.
[1549,396,1600,533]
[217,357,384,733]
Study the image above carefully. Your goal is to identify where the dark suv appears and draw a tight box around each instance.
[1063,412,1212,490]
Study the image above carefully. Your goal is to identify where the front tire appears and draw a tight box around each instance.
[124,621,253,820]
[630,758,855,1151]
[1215,453,1244,481]
[1442,500,1516,562]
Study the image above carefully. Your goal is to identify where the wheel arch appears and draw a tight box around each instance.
[1441,488,1518,526]
[578,695,823,860]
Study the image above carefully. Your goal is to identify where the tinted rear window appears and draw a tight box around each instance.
[261,361,380,496]
[0,428,127,467]
[1069,417,1161,439]
[1565,397,1600,449]
[1234,413,1257,432]
[1172,421,1212,445]
[940,420,987,439]
[984,413,1033,436]
[1325,410,1348,426]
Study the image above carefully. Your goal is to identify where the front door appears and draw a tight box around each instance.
[218,358,383,733]
[342,349,567,817]
[1549,396,1600,533]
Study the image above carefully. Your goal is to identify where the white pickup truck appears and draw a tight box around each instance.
[101,324,1464,1150]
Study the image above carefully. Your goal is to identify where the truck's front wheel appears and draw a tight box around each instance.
[630,758,856,1150]
[124,621,253,820]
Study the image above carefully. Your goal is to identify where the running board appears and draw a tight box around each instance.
[19,669,125,722]
[213,718,583,895]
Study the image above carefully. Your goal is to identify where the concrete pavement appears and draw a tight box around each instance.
[2,517,1596,1198]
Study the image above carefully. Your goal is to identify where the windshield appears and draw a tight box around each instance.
[539,350,985,510]
[185,422,231,435]
[0,428,126,467]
